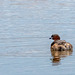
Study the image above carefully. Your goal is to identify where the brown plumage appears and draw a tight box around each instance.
[49,34,73,51]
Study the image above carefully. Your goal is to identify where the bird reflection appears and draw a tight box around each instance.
[51,49,73,66]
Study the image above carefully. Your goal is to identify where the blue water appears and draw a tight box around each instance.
[0,0,75,75]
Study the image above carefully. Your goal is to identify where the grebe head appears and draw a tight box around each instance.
[49,34,60,41]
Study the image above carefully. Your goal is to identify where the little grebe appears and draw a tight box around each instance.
[49,34,73,51]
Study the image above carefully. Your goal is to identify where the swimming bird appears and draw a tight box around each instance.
[49,34,73,51]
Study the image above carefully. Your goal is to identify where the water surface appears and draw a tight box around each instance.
[0,0,75,75]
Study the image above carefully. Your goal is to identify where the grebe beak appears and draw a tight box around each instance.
[49,37,51,39]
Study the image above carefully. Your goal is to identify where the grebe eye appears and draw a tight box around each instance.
[51,35,53,37]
